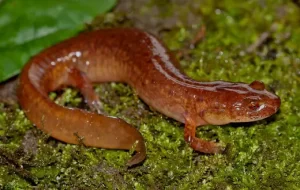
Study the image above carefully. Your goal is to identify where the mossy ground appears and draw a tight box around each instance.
[0,0,300,189]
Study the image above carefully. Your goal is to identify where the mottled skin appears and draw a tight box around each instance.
[17,28,281,166]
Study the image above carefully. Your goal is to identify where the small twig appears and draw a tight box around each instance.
[190,25,206,48]
[74,132,86,146]
[246,23,277,53]
[176,25,206,60]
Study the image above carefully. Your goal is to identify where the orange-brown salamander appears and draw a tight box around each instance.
[18,28,281,166]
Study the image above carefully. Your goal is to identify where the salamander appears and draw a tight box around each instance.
[17,28,281,166]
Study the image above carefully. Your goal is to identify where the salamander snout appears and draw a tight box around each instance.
[227,80,281,123]
[241,91,281,121]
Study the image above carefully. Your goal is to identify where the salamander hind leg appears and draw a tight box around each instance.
[67,67,104,114]
[183,116,224,154]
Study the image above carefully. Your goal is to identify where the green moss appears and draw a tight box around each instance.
[1,0,300,188]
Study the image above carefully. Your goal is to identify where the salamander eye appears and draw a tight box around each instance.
[250,80,265,91]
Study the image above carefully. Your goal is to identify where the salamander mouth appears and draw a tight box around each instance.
[231,102,280,123]
[244,104,279,122]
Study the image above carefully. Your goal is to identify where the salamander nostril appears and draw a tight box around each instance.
[250,80,265,91]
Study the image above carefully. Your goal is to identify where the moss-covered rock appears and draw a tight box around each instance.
[0,0,300,189]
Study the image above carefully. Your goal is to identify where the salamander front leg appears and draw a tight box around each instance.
[184,117,224,153]
[67,67,104,114]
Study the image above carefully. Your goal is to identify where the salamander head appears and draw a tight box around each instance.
[202,81,281,125]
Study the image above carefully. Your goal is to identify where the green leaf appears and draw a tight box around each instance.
[0,0,117,82]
